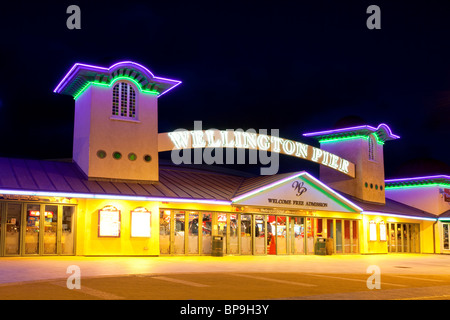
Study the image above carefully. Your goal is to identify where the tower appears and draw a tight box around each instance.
[303,124,400,204]
[54,61,181,182]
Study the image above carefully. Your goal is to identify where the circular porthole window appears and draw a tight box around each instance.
[375,184,378,190]
[370,183,373,189]
[365,182,368,188]
[97,150,107,159]
[143,154,152,162]
[380,185,384,191]
[128,153,137,161]
[113,151,122,160]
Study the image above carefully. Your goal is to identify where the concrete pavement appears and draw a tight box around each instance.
[0,253,449,284]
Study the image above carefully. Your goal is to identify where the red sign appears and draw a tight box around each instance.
[445,189,450,202]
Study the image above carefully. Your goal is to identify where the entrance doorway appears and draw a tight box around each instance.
[387,223,420,253]
[1,202,76,256]
[159,210,240,255]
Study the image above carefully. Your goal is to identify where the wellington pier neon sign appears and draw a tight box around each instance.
[158,127,355,178]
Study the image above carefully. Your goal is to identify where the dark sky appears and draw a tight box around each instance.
[0,1,449,179]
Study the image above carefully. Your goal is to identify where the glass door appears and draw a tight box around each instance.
[25,204,40,254]
[5,203,21,255]
[344,220,351,253]
[229,214,239,254]
[188,212,199,254]
[352,220,359,253]
[43,205,58,254]
[159,210,171,254]
[267,215,276,254]
[254,215,265,254]
[174,211,185,254]
[202,212,212,254]
[61,206,75,255]
[291,217,305,254]
[445,224,450,250]
[240,215,252,254]
[306,217,314,254]
[217,213,227,254]
[276,216,287,254]
[335,219,342,253]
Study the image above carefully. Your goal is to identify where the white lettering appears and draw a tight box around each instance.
[168,131,190,149]
[312,148,322,162]
[295,142,308,158]
[282,139,295,155]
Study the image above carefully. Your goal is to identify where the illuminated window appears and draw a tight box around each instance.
[444,224,449,250]
[368,135,376,161]
[112,82,137,119]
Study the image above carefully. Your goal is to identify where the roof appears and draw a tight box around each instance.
[385,175,450,189]
[0,157,243,203]
[53,61,181,99]
[303,123,400,143]
[439,210,450,218]
[0,156,439,219]
[336,191,437,220]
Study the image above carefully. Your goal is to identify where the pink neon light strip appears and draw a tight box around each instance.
[385,175,450,183]
[303,123,400,139]
[54,61,182,96]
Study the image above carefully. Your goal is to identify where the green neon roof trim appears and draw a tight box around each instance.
[73,76,160,100]
[385,183,450,190]
[297,176,357,213]
[319,134,384,145]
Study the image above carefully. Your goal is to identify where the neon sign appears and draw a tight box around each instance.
[29,211,53,218]
[158,130,355,177]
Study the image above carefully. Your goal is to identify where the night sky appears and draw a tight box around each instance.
[0,1,449,179]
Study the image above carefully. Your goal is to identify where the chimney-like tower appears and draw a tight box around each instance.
[54,61,181,182]
[303,124,400,204]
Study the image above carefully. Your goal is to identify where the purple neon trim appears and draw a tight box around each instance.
[54,61,182,96]
[231,171,364,212]
[303,123,400,139]
[362,211,437,221]
[0,188,230,205]
[385,175,450,183]
[231,172,307,202]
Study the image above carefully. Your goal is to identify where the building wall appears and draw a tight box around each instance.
[320,136,386,204]
[76,199,160,256]
[73,83,159,182]
[385,186,449,215]
[360,214,388,254]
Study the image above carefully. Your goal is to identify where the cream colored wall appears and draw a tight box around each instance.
[73,86,92,176]
[320,136,386,204]
[73,82,159,182]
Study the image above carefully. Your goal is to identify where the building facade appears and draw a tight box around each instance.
[0,61,447,257]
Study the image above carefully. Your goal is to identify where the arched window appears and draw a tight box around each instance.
[112,82,136,119]
[368,135,375,161]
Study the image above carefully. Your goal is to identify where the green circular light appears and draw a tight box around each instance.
[143,154,152,162]
[113,152,122,160]
[128,153,137,161]
[97,150,107,159]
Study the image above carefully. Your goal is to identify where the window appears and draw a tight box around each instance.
[112,82,137,119]
[368,135,375,161]
[444,224,449,250]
